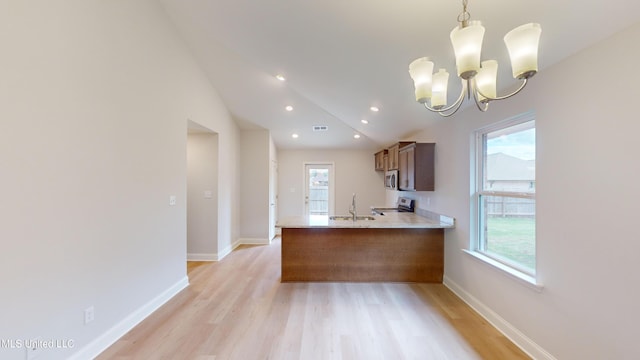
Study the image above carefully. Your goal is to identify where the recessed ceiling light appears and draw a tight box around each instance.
[285,105,293,111]
[370,106,379,112]
[276,74,286,81]
[354,134,361,139]
[292,133,299,138]
[361,119,369,124]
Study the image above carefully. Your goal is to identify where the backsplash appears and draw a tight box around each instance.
[415,208,455,227]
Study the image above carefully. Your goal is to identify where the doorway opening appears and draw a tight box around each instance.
[187,120,218,261]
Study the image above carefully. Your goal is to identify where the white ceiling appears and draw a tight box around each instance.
[160,0,640,150]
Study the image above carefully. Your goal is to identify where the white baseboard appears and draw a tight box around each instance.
[238,237,270,245]
[443,276,556,360]
[216,241,239,260]
[68,276,189,360]
[187,253,216,261]
[218,238,268,259]
[188,238,270,263]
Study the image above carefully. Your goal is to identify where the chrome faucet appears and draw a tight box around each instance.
[348,193,357,221]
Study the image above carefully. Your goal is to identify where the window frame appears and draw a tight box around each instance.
[471,112,537,280]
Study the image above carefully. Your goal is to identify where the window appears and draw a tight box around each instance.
[474,115,536,276]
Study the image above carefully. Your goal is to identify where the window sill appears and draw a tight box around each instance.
[462,249,544,292]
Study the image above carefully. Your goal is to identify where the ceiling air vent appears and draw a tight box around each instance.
[312,125,329,132]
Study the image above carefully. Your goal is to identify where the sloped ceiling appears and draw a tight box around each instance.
[160,0,640,150]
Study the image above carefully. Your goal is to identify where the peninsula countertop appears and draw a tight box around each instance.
[277,211,455,229]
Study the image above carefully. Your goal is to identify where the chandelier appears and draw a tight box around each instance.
[408,0,541,117]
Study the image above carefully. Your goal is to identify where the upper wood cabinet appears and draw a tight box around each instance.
[387,142,414,170]
[374,149,388,171]
[383,153,388,172]
[398,143,435,191]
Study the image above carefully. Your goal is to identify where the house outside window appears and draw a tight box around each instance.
[474,115,536,276]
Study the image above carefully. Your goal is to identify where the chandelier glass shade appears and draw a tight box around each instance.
[409,0,541,117]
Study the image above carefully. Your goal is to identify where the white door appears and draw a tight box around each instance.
[269,159,278,240]
[304,163,334,217]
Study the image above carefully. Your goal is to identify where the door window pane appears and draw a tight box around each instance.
[308,168,329,215]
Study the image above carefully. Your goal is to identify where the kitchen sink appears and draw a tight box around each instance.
[329,215,376,221]
[329,216,351,221]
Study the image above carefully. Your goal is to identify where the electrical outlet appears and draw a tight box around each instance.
[169,195,177,206]
[84,306,95,325]
[26,337,42,360]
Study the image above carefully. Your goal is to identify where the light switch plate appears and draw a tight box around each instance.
[84,306,95,324]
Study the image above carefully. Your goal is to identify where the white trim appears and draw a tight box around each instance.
[463,249,544,292]
[216,240,241,261]
[479,190,535,199]
[187,253,216,261]
[444,276,556,360]
[474,111,536,134]
[188,240,249,262]
[69,276,189,360]
[238,237,270,245]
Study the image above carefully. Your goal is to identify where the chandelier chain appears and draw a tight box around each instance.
[457,0,471,26]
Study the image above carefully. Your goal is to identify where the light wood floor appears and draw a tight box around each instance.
[98,238,530,359]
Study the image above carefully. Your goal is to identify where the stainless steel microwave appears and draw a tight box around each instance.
[385,170,398,190]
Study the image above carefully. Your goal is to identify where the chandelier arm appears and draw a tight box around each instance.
[436,97,466,117]
[437,79,470,117]
[421,79,467,113]
[475,78,529,102]
[471,79,489,112]
[473,95,489,112]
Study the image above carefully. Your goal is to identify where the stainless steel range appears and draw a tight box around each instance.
[371,197,415,215]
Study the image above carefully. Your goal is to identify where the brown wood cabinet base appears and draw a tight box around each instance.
[281,227,444,283]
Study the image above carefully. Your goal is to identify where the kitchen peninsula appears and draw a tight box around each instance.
[277,211,454,283]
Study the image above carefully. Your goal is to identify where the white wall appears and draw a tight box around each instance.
[278,149,385,217]
[410,21,640,359]
[187,131,219,260]
[239,129,271,243]
[0,1,240,359]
